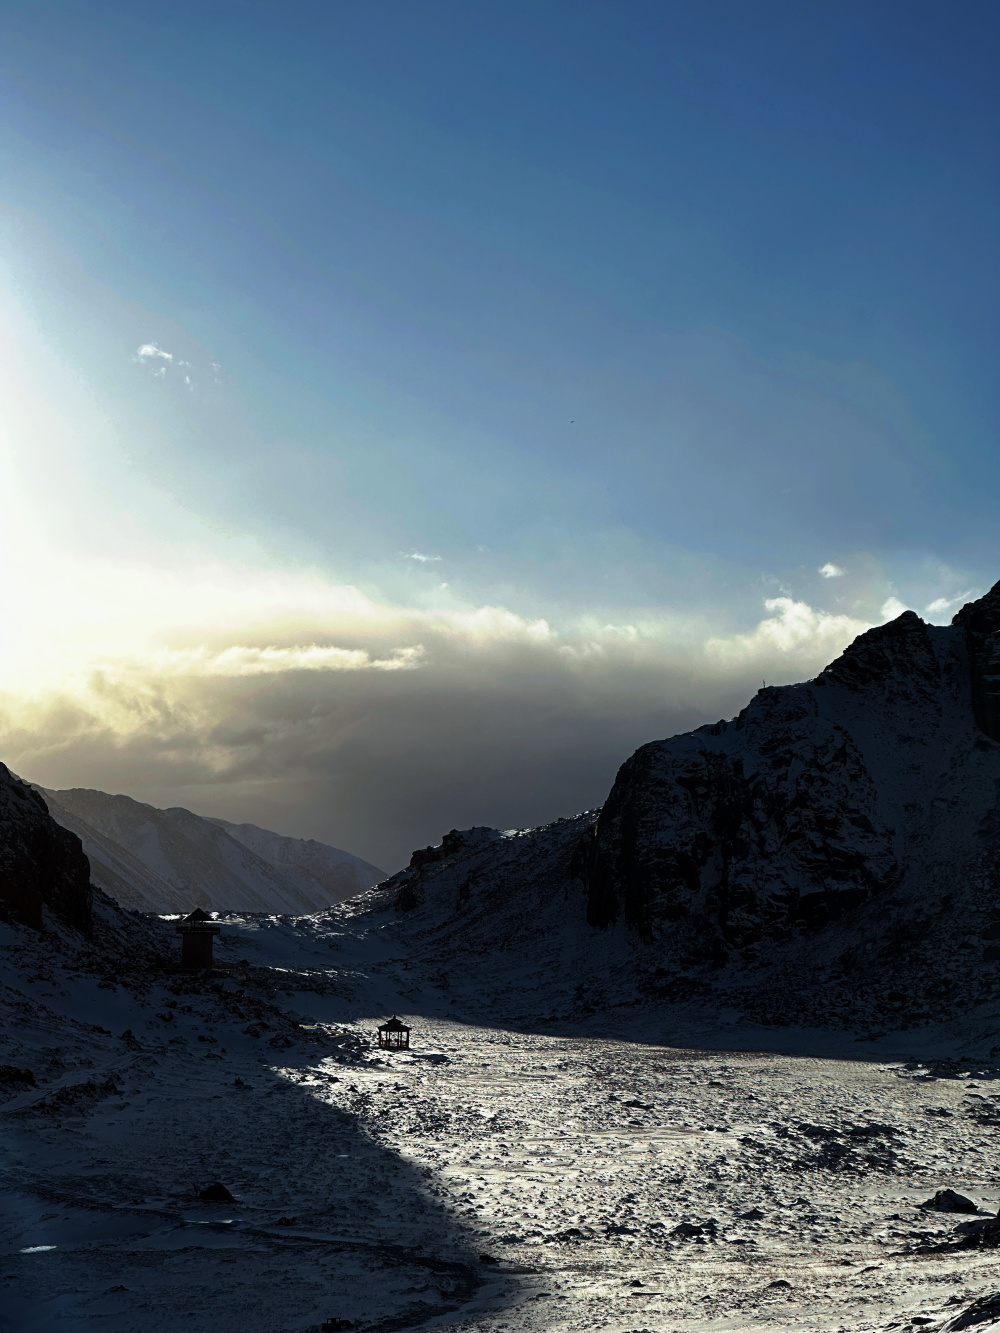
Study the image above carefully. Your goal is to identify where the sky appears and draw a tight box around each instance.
[0,1,997,871]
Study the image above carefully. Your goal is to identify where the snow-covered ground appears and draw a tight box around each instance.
[5,907,1000,1333]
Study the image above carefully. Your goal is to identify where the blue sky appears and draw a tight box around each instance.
[0,2,997,865]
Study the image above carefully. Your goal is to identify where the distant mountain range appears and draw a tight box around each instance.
[36,787,385,915]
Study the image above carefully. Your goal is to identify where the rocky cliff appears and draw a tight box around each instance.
[367,580,1000,1030]
[0,764,93,934]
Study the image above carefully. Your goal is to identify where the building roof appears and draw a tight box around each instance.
[378,1016,410,1031]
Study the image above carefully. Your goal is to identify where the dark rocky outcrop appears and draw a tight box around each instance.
[0,764,93,934]
[198,1182,235,1202]
[583,593,999,962]
[953,579,1000,742]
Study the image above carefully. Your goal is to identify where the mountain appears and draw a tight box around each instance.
[366,581,1000,1031]
[0,763,92,934]
[206,816,385,904]
[37,787,385,915]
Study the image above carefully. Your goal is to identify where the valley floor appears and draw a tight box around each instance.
[4,913,1000,1333]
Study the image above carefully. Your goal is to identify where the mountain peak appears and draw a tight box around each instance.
[952,577,1000,635]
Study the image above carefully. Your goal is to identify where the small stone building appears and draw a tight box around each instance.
[176,908,221,970]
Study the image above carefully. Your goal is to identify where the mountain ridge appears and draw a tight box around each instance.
[38,787,385,915]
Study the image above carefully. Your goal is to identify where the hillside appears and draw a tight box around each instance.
[38,787,385,915]
[0,763,92,933]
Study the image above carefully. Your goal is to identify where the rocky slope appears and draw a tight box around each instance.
[208,816,384,905]
[38,788,385,915]
[365,581,1000,1030]
[0,764,93,934]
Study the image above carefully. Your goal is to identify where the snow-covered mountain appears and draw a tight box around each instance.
[37,787,385,915]
[366,581,1000,1030]
[206,816,385,905]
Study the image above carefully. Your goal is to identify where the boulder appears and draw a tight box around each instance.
[920,1189,980,1214]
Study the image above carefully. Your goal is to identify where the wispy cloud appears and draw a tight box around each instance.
[134,346,202,391]
[925,589,978,617]
[144,644,425,677]
[818,562,845,578]
[404,551,442,563]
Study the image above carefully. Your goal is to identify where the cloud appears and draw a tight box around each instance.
[0,558,876,870]
[925,588,978,618]
[404,551,442,563]
[880,596,909,620]
[134,346,202,390]
[818,562,845,578]
[705,596,869,668]
[143,644,426,677]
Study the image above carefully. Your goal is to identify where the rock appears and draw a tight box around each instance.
[409,827,502,871]
[670,1220,717,1239]
[919,1189,980,1213]
[321,1321,354,1331]
[0,1065,36,1088]
[23,1077,121,1116]
[740,1208,766,1220]
[944,1292,1000,1329]
[953,582,1000,742]
[766,1279,792,1289]
[958,1216,1000,1250]
[953,1218,986,1234]
[198,1182,235,1202]
[0,764,92,933]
